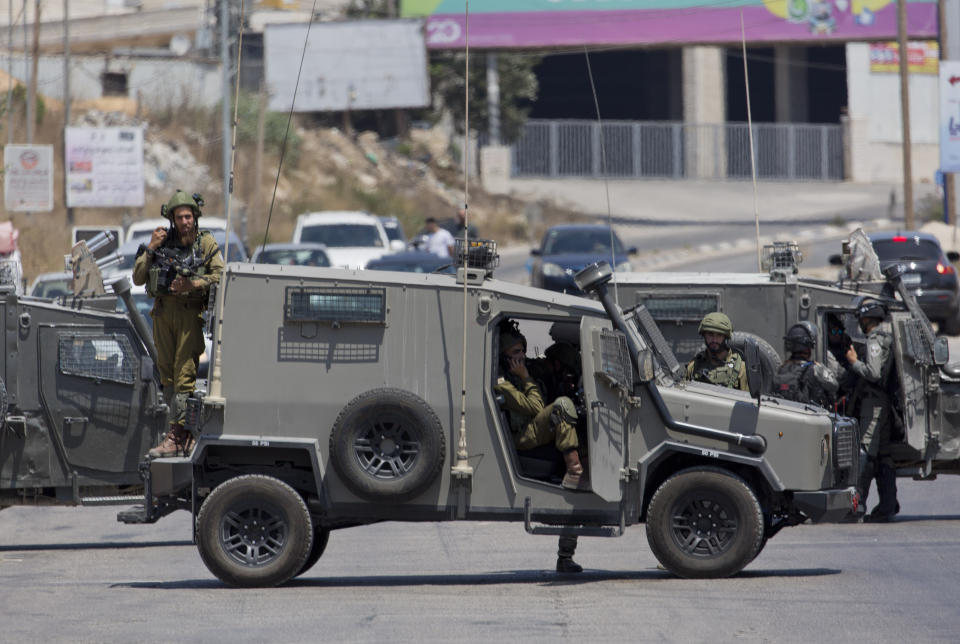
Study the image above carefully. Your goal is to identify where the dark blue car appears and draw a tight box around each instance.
[530,224,637,293]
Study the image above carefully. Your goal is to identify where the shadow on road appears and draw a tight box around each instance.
[116,567,841,590]
[0,540,193,552]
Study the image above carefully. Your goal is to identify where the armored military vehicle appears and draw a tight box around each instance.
[0,233,164,511]
[105,239,859,587]
[612,234,960,482]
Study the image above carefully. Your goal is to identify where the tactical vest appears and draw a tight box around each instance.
[689,350,744,388]
[146,230,212,299]
[772,360,814,403]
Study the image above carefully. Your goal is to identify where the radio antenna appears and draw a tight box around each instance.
[741,12,762,271]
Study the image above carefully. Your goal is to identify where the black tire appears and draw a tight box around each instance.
[196,475,313,588]
[730,331,781,394]
[939,314,960,337]
[329,388,445,502]
[295,527,331,577]
[645,467,764,579]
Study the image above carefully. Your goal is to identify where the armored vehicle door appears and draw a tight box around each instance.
[889,311,931,453]
[38,325,153,474]
[579,317,628,502]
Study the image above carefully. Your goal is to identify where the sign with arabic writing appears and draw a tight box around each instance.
[4,144,53,211]
[65,127,144,208]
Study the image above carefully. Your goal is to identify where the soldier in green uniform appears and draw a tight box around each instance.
[494,323,588,572]
[684,312,749,391]
[133,190,224,458]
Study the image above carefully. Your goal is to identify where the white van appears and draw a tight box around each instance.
[291,211,390,269]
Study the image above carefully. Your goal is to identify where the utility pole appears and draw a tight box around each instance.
[220,0,231,218]
[64,0,73,225]
[27,0,40,144]
[897,0,915,229]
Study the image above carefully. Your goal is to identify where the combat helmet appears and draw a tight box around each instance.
[545,342,580,373]
[856,298,887,320]
[698,312,733,338]
[784,321,817,353]
[161,190,204,222]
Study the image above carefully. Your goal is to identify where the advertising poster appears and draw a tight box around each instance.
[869,41,939,74]
[941,61,960,173]
[402,0,939,49]
[65,127,145,208]
[3,144,54,211]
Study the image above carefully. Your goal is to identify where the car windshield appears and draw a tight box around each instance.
[383,226,403,242]
[872,238,943,261]
[542,229,624,255]
[32,277,72,298]
[258,249,330,266]
[301,224,384,248]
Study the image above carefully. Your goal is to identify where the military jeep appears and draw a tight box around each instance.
[117,240,859,587]
[613,235,960,482]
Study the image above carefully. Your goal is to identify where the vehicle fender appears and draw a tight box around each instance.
[636,441,783,514]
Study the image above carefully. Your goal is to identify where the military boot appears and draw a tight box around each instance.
[561,449,589,491]
[147,423,193,459]
[865,461,899,523]
[556,535,582,573]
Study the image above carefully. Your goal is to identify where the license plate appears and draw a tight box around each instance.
[902,273,921,287]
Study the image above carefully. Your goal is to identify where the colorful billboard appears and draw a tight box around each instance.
[869,41,939,74]
[401,1,939,50]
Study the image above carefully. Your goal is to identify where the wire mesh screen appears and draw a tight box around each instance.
[277,327,379,363]
[630,304,683,379]
[637,295,718,322]
[599,329,633,391]
[901,318,934,367]
[285,287,386,324]
[59,333,136,384]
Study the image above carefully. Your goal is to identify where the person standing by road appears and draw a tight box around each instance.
[423,217,455,258]
[843,298,900,522]
[684,312,749,391]
[133,190,224,458]
[772,321,839,408]
[447,207,478,242]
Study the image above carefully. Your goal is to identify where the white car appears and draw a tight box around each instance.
[291,211,390,269]
[125,216,234,245]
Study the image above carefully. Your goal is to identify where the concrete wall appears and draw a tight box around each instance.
[845,42,940,184]
[0,53,222,111]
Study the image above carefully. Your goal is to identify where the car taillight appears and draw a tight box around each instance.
[937,260,954,275]
[892,236,908,242]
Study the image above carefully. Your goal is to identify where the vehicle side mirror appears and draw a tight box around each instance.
[947,251,960,263]
[742,338,764,400]
[934,336,949,366]
[389,240,405,252]
[627,246,639,256]
[530,248,541,256]
[635,348,655,382]
[828,254,843,266]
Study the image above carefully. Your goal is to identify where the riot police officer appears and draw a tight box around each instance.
[685,312,749,391]
[843,298,899,522]
[772,321,839,408]
[133,190,224,458]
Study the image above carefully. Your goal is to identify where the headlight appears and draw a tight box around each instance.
[614,261,632,272]
[542,262,566,277]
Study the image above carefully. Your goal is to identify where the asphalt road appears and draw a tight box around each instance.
[1,475,959,643]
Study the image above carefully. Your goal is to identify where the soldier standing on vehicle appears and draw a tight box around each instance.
[685,312,749,391]
[772,321,839,408]
[843,298,900,522]
[133,190,224,458]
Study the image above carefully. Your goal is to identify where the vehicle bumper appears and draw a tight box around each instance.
[913,289,959,320]
[793,486,858,523]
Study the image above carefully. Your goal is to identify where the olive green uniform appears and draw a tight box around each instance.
[685,350,749,391]
[494,374,579,453]
[133,230,223,424]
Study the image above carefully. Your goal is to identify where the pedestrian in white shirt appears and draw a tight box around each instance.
[424,217,455,258]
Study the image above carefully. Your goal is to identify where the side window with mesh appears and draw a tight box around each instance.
[59,333,137,384]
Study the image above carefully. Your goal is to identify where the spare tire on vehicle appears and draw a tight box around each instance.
[730,331,781,395]
[329,388,445,502]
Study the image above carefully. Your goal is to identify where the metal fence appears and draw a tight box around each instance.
[511,120,844,181]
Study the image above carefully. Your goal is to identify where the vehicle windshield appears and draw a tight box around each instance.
[301,224,384,248]
[872,238,942,261]
[32,277,72,298]
[543,229,624,255]
[257,249,330,266]
[382,225,404,242]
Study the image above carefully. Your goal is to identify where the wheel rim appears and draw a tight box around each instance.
[353,412,420,480]
[669,491,739,559]
[219,502,289,568]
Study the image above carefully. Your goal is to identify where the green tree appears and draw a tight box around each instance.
[429,51,541,144]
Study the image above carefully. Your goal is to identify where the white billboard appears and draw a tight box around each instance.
[941,61,960,173]
[4,144,54,211]
[265,19,430,113]
[65,127,145,208]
